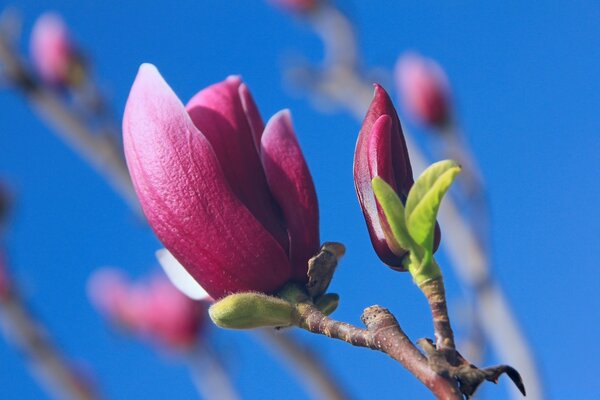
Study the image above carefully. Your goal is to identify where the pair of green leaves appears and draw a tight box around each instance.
[372,160,461,285]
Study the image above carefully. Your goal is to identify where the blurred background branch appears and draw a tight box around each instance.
[0,186,100,400]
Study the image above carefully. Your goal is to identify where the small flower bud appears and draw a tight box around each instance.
[395,52,451,129]
[266,0,319,14]
[353,84,441,271]
[30,13,84,87]
[209,292,296,329]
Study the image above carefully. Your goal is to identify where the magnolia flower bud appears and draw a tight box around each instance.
[354,84,440,271]
[209,292,296,329]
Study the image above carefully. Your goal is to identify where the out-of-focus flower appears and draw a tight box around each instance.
[0,184,8,225]
[88,268,207,349]
[395,52,451,128]
[0,185,10,298]
[267,0,319,14]
[30,13,83,86]
[0,251,10,299]
[123,64,319,299]
[354,84,440,271]
[0,182,11,234]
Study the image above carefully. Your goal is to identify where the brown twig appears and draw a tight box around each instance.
[419,278,456,358]
[294,303,462,400]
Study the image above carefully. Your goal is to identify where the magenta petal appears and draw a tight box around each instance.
[370,85,414,193]
[123,65,293,299]
[238,82,265,152]
[368,115,411,263]
[367,115,396,188]
[261,110,320,281]
[185,77,288,253]
[355,109,406,268]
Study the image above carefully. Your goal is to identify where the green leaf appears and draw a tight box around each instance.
[371,177,416,252]
[209,292,296,329]
[405,160,461,254]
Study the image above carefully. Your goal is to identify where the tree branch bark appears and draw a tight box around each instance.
[294,303,462,400]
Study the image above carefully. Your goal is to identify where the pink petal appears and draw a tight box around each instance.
[367,115,409,261]
[0,251,9,298]
[30,13,72,85]
[238,82,265,152]
[261,110,320,281]
[145,276,202,347]
[185,77,289,253]
[373,85,414,193]
[123,64,293,299]
[87,268,129,317]
[395,53,450,127]
[354,86,408,269]
[267,0,318,13]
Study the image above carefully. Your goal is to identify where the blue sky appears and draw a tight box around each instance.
[0,1,598,399]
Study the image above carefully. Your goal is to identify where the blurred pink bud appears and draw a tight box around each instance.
[30,13,77,86]
[87,269,129,317]
[88,268,207,349]
[123,64,319,299]
[0,184,8,224]
[395,53,451,128]
[267,0,319,13]
[354,85,440,271]
[0,251,10,298]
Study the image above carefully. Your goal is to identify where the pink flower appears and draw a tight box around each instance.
[30,13,76,86]
[267,0,318,13]
[88,269,207,349]
[0,251,10,299]
[0,184,8,225]
[395,53,451,128]
[123,65,319,299]
[354,84,440,271]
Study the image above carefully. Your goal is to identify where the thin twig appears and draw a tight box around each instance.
[293,303,462,400]
[419,278,456,358]
[282,4,543,398]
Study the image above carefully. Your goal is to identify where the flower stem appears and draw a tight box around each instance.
[419,277,456,360]
[293,303,461,400]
